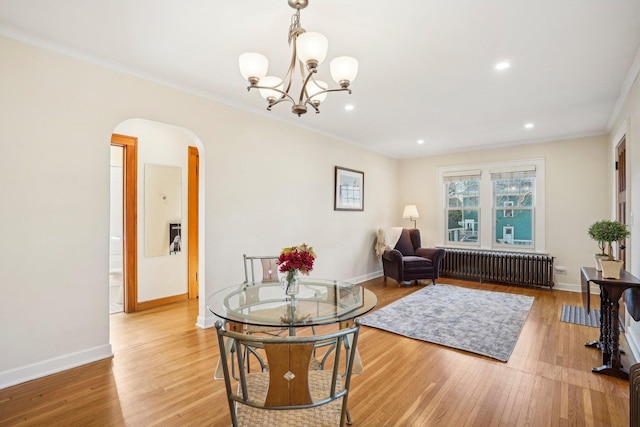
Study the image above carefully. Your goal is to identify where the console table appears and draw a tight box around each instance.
[581,266,640,379]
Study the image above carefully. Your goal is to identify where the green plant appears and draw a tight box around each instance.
[587,220,630,260]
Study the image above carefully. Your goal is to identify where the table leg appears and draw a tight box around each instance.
[214,321,243,380]
[214,336,234,380]
[602,293,612,366]
[610,299,623,370]
[585,288,605,349]
[340,320,363,374]
[591,292,629,380]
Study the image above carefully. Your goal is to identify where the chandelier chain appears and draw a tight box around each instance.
[288,8,302,45]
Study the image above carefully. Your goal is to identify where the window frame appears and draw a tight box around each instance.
[444,175,482,246]
[437,158,546,253]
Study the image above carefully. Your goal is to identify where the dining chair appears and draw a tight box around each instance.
[215,319,361,426]
[243,254,279,284]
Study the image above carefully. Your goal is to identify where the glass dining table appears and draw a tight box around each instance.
[207,278,377,378]
[207,278,377,334]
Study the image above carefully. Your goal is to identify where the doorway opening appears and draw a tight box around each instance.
[109,145,124,313]
[110,120,204,318]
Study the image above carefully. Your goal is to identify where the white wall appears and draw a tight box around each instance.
[0,35,398,388]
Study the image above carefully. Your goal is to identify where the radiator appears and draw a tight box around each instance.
[440,248,555,289]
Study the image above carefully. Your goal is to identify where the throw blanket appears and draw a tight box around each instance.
[375,227,403,256]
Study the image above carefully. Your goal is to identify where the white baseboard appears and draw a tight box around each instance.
[345,270,383,284]
[552,281,600,294]
[197,314,222,330]
[0,344,113,390]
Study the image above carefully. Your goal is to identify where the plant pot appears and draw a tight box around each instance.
[594,254,610,271]
[600,260,623,279]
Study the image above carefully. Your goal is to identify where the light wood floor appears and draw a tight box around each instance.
[0,277,634,426]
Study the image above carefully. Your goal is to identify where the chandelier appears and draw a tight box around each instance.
[238,0,358,116]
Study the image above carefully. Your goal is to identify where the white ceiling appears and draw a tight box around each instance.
[1,0,640,158]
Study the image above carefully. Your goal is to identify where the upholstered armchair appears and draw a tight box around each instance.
[381,228,445,286]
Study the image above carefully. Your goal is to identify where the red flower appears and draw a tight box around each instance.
[277,244,316,275]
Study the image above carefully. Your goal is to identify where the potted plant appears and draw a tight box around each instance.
[587,219,630,278]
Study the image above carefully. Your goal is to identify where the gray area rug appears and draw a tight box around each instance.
[560,305,600,328]
[360,284,534,362]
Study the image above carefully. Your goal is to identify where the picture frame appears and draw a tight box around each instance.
[169,222,182,255]
[334,166,364,211]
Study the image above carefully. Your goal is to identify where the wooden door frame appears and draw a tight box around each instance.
[188,146,199,299]
[111,133,138,313]
[616,137,627,268]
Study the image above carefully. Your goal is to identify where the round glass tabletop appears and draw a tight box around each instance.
[207,278,377,328]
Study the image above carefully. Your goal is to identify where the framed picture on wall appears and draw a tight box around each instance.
[169,222,181,255]
[334,166,364,211]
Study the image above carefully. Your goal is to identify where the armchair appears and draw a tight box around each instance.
[381,228,445,286]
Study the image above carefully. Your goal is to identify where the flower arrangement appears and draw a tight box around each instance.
[277,243,316,293]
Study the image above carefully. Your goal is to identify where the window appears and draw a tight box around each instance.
[443,170,481,245]
[438,159,545,252]
[492,167,535,247]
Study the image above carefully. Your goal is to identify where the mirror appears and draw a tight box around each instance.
[145,164,182,257]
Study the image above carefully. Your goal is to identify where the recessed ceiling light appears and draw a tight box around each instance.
[344,104,354,111]
[524,123,534,129]
[417,139,425,144]
[495,61,510,71]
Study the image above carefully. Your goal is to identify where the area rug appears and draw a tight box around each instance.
[560,305,600,328]
[360,284,534,362]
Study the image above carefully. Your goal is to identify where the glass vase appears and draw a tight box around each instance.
[282,270,300,296]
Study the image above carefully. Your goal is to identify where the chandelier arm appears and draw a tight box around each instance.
[307,102,320,114]
[308,87,352,100]
[281,58,297,96]
[247,85,296,105]
[299,68,319,104]
[267,97,294,111]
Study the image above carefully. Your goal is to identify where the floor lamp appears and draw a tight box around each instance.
[402,204,419,228]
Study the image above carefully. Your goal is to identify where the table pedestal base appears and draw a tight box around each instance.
[591,364,629,380]
[580,267,640,380]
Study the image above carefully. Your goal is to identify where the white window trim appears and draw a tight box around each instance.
[436,158,546,253]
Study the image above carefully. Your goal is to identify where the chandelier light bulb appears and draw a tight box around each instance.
[307,80,328,105]
[330,56,358,87]
[258,76,283,102]
[296,32,328,69]
[239,53,268,84]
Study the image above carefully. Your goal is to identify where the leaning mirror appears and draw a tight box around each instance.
[144,164,182,257]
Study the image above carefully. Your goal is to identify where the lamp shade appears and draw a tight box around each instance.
[258,76,283,100]
[307,80,328,104]
[330,56,358,84]
[239,52,268,81]
[402,205,420,219]
[296,32,328,66]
